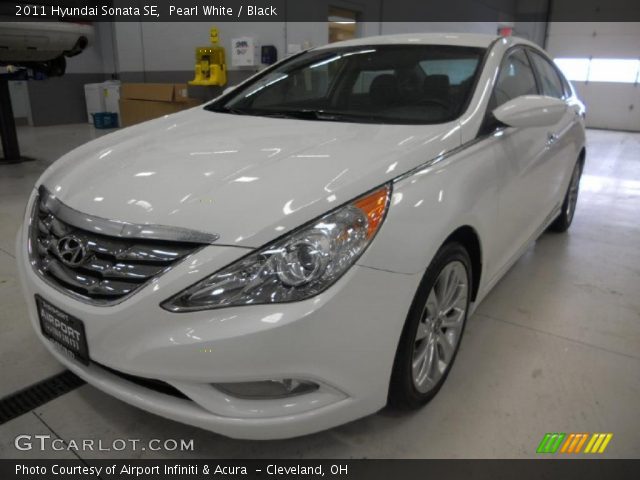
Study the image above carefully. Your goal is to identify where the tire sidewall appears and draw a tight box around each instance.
[389,242,472,408]
[550,159,583,232]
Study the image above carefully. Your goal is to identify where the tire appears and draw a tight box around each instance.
[389,242,472,409]
[548,158,583,233]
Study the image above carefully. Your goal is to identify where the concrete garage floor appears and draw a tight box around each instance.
[0,125,638,459]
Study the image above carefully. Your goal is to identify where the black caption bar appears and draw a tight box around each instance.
[2,460,640,480]
[2,0,640,22]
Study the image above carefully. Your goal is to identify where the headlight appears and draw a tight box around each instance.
[162,184,391,312]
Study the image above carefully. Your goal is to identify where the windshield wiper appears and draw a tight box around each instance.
[210,107,383,123]
[254,110,324,119]
[209,107,313,118]
[212,107,252,115]
[254,110,383,123]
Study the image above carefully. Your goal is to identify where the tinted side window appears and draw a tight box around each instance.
[352,70,394,94]
[250,60,339,108]
[559,73,573,99]
[419,58,478,85]
[214,45,485,124]
[529,52,565,99]
[555,64,573,98]
[492,49,538,109]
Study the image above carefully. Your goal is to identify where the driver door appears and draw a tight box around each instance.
[488,48,558,273]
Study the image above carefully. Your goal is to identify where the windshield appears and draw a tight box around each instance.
[206,45,486,124]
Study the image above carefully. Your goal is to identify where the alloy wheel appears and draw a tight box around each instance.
[411,261,468,393]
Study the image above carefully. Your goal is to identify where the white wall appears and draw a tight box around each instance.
[380,22,498,35]
[66,23,115,74]
[268,21,502,54]
[112,22,145,73]
[110,21,356,74]
[546,22,640,131]
[110,21,502,75]
[547,22,640,58]
[285,22,328,52]
[513,0,548,45]
[570,83,640,131]
[104,0,515,75]
[62,0,523,77]
[138,22,286,72]
[96,22,117,75]
[513,22,546,45]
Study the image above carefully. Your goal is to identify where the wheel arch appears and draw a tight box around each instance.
[442,225,482,302]
[578,146,586,166]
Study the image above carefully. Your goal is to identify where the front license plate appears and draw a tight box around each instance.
[36,295,89,365]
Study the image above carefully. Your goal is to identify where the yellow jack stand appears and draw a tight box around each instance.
[189,27,227,87]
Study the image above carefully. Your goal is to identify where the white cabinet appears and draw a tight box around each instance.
[231,37,258,67]
[84,83,104,124]
[84,81,120,124]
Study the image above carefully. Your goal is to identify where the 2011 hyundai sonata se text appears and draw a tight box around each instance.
[17,33,586,439]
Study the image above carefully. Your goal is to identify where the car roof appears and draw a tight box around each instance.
[314,32,535,50]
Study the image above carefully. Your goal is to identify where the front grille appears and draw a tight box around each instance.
[29,189,205,304]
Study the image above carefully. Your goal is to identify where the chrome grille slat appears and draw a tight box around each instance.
[46,259,136,297]
[49,216,72,237]
[71,231,193,263]
[81,257,164,280]
[29,191,205,305]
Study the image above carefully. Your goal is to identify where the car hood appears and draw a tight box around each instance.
[39,107,460,248]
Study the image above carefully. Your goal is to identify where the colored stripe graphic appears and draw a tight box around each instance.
[538,433,613,454]
[560,434,575,453]
[584,433,613,454]
[560,433,589,453]
[575,433,589,453]
[537,433,566,453]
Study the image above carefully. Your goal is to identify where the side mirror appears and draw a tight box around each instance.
[493,95,567,128]
[223,86,236,95]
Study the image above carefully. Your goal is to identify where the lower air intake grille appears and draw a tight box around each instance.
[95,362,190,400]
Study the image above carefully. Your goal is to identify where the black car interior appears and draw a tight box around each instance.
[213,45,486,124]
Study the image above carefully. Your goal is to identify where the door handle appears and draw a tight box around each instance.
[546,132,558,146]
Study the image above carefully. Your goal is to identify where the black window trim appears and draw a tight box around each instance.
[478,44,541,136]
[477,42,574,137]
[526,46,574,100]
[524,47,569,101]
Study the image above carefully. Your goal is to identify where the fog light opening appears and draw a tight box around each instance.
[214,379,319,399]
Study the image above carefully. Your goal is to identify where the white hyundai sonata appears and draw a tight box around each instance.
[17,33,585,439]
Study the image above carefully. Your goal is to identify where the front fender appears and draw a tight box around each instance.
[357,140,499,290]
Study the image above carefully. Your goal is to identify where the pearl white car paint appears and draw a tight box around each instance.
[16,33,586,439]
[493,95,568,128]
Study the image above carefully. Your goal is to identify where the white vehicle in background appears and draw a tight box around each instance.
[0,18,93,76]
[17,33,586,439]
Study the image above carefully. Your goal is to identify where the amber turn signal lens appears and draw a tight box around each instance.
[354,185,391,239]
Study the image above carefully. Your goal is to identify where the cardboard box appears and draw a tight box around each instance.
[118,83,202,127]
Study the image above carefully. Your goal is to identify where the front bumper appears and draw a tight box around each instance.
[16,210,419,439]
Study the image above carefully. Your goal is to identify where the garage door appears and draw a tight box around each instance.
[546,22,640,132]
